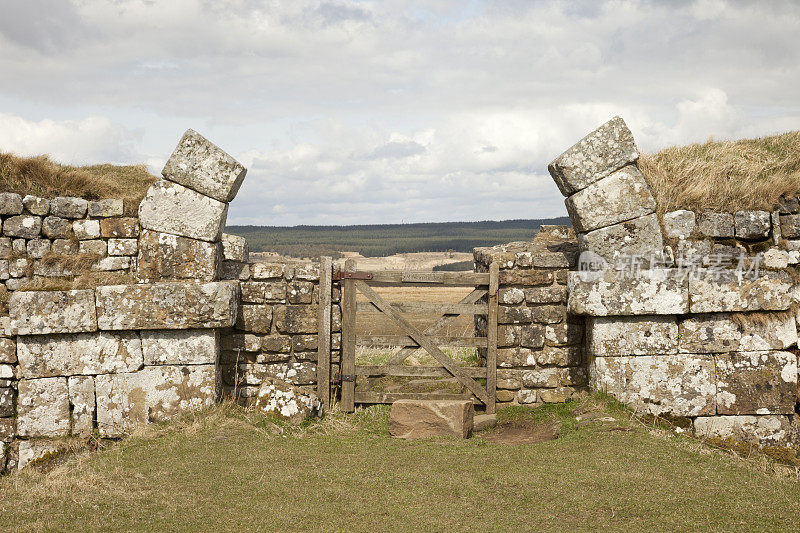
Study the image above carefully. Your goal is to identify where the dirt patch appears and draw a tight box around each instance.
[483,419,559,445]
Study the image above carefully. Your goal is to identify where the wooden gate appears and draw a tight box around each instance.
[336,259,499,413]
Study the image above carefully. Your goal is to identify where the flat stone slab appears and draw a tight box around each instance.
[568,269,688,316]
[548,116,639,196]
[138,179,228,242]
[588,316,678,356]
[565,165,656,233]
[389,400,474,439]
[17,377,71,437]
[694,415,797,447]
[577,213,664,268]
[10,289,98,335]
[17,332,143,378]
[137,229,219,282]
[162,129,247,203]
[715,351,797,415]
[591,354,716,417]
[96,281,238,330]
[141,329,218,365]
[96,365,216,437]
[688,270,792,313]
[473,413,497,431]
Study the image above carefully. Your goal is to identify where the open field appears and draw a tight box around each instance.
[2,396,799,532]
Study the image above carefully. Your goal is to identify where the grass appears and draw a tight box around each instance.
[0,152,156,213]
[2,395,799,532]
[639,130,800,214]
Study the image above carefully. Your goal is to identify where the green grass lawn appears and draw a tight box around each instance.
[1,396,799,532]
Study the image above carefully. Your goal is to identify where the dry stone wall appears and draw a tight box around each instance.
[550,117,800,448]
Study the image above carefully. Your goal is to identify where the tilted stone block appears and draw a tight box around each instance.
[95,281,238,330]
[693,415,797,447]
[734,211,771,239]
[588,316,678,356]
[68,375,96,437]
[389,400,473,439]
[50,197,88,218]
[762,248,788,269]
[548,116,639,196]
[10,289,97,335]
[0,192,23,215]
[221,233,249,262]
[226,361,317,386]
[688,270,792,313]
[220,260,250,280]
[141,329,218,365]
[137,229,219,282]
[0,337,16,364]
[715,351,797,415]
[565,165,656,233]
[17,332,143,378]
[567,269,688,316]
[663,210,696,240]
[88,198,124,217]
[96,365,216,437]
[17,377,71,437]
[698,212,734,238]
[138,180,228,242]
[162,129,247,202]
[3,215,41,239]
[498,269,553,286]
[591,354,716,417]
[577,213,664,268]
[92,256,130,272]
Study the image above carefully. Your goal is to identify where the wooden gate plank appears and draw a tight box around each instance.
[354,281,489,405]
[316,256,332,409]
[356,301,486,315]
[341,259,357,412]
[357,335,488,348]
[486,261,499,414]
[354,365,487,378]
[354,391,478,404]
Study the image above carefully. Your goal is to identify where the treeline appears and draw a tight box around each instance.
[226,217,570,258]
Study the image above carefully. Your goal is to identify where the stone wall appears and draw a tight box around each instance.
[474,226,585,406]
[550,117,800,448]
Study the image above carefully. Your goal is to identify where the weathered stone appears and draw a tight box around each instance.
[221,333,262,352]
[92,256,130,271]
[0,338,16,364]
[777,195,800,214]
[734,211,771,239]
[533,250,574,268]
[548,116,638,196]
[137,230,219,282]
[499,270,553,286]
[577,214,664,268]
[72,219,100,240]
[565,165,656,233]
[0,237,10,259]
[524,285,566,304]
[8,258,29,278]
[17,332,143,378]
[715,351,797,415]
[663,210,696,240]
[10,289,97,335]
[498,306,532,324]
[545,322,583,346]
[539,387,576,403]
[26,238,51,258]
[779,214,800,238]
[518,324,545,348]
[536,346,582,367]
[515,389,538,404]
[87,199,123,217]
[96,281,238,330]
[11,238,25,255]
[42,216,72,239]
[251,263,286,280]
[138,180,228,242]
[51,238,79,254]
[560,366,588,387]
[698,212,734,238]
[228,361,317,386]
[499,287,524,305]
[568,269,688,316]
[762,248,788,269]
[221,233,249,262]
[531,305,565,324]
[0,364,15,379]
[79,239,107,255]
[591,354,716,416]
[497,324,519,347]
[162,129,247,202]
[497,347,536,368]
[0,386,14,417]
[389,399,474,439]
[688,270,792,312]
[3,215,41,239]
[68,375,95,437]
[273,305,318,334]
[588,316,678,356]
[253,377,322,423]
[141,329,218,365]
[240,281,287,303]
[17,377,70,437]
[100,217,139,238]
[678,314,740,353]
[96,365,216,437]
[108,238,138,256]
[522,368,560,388]
[22,195,49,215]
[237,304,273,333]
[220,260,250,280]
[0,417,15,440]
[294,264,319,281]
[0,192,23,215]
[680,312,796,353]
[693,415,797,446]
[50,197,88,218]
[287,281,314,304]
[18,440,67,470]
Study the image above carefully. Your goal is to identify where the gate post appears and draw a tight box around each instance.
[317,256,332,409]
[486,261,499,414]
[341,258,357,412]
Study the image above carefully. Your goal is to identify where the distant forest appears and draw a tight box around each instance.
[226,217,571,258]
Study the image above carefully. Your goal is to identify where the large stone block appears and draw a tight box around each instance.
[138,180,228,242]
[50,197,88,218]
[715,351,797,415]
[548,116,639,196]
[68,375,96,437]
[137,229,219,282]
[96,281,238,330]
[3,215,41,239]
[162,129,247,202]
[273,305,318,334]
[688,270,792,313]
[588,316,678,356]
[694,415,797,447]
[734,211,771,239]
[17,332,143,378]
[221,233,249,262]
[17,377,71,437]
[698,212,734,238]
[678,312,796,353]
[577,213,664,267]
[591,354,716,417]
[389,400,474,439]
[96,365,216,437]
[141,329,218,365]
[565,165,656,233]
[10,289,97,335]
[567,269,688,316]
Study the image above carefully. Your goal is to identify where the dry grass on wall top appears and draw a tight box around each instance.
[0,152,157,211]
[639,130,800,214]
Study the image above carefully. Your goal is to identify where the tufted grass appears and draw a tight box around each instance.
[639,130,800,214]
[1,396,799,532]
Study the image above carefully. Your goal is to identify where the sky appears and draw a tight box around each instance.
[1,0,799,226]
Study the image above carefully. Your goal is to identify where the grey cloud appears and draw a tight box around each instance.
[364,141,426,160]
[0,0,93,53]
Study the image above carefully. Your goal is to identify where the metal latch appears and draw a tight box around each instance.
[333,373,356,384]
[333,271,374,281]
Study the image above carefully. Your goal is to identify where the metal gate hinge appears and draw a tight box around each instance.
[333,271,373,281]
[333,373,356,384]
